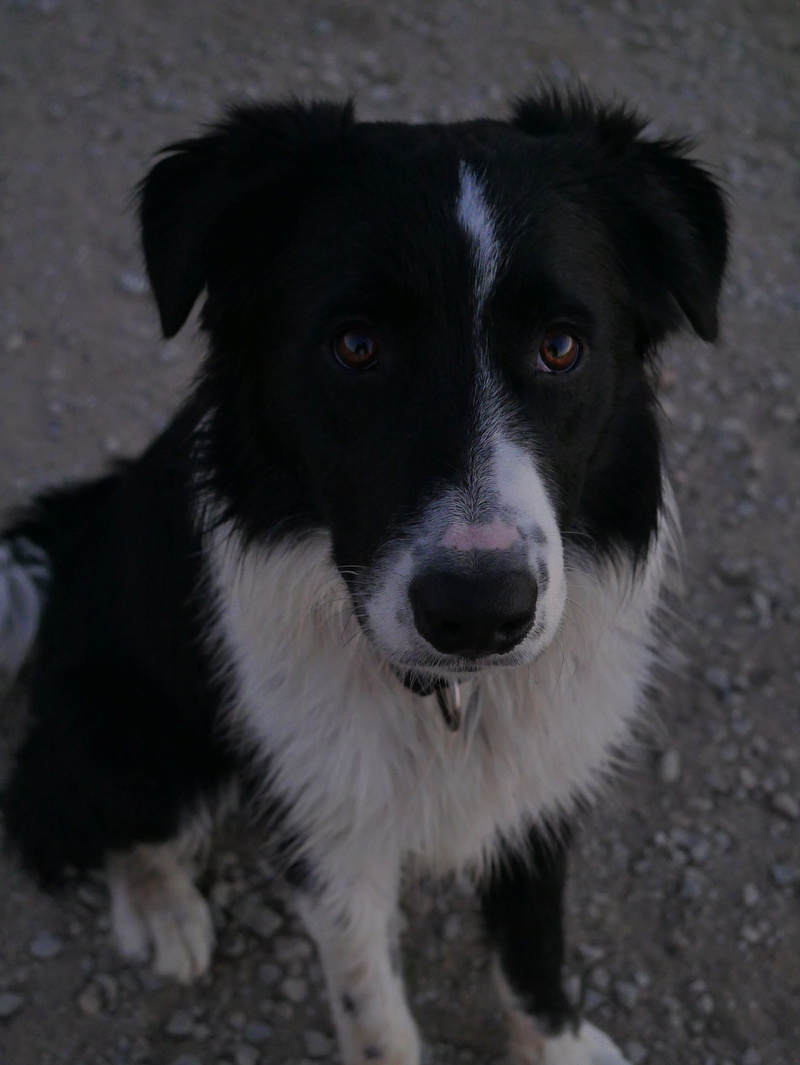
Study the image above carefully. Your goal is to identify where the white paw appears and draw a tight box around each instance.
[540,1022,631,1065]
[108,846,215,984]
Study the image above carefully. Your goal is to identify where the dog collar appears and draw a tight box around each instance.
[394,669,464,732]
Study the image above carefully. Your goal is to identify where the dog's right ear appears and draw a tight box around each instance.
[138,100,355,338]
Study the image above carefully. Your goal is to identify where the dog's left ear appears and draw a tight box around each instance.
[513,91,728,345]
[139,100,355,338]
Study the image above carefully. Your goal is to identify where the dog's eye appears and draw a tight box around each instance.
[537,328,582,374]
[333,329,379,371]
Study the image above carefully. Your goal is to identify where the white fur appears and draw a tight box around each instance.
[108,836,215,985]
[539,1025,632,1065]
[206,492,671,885]
[297,872,421,1065]
[456,162,501,318]
[496,963,631,1065]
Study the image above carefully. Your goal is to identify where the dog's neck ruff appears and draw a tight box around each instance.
[393,669,468,732]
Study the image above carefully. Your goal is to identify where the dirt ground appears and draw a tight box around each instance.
[1,1,799,1063]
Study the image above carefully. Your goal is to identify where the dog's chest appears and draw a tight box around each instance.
[207,531,664,878]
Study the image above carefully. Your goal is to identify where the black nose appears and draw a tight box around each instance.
[409,565,538,659]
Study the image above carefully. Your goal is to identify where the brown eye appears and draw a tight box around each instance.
[333,329,379,371]
[537,328,582,374]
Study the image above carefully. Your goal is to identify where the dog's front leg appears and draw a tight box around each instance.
[481,825,631,1065]
[296,861,421,1065]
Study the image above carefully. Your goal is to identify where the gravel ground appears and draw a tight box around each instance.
[1,1,799,1063]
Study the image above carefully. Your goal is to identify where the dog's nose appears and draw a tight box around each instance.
[409,565,538,659]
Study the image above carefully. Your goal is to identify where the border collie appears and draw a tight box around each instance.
[0,89,726,1065]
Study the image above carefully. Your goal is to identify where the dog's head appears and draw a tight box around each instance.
[139,90,727,675]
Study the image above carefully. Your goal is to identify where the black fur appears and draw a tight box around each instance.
[481,825,577,1035]
[3,411,238,882]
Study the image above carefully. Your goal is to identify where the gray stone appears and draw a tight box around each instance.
[697,993,715,1015]
[704,667,731,697]
[0,992,25,1020]
[770,863,798,888]
[304,1029,335,1058]
[626,1043,648,1065]
[716,557,752,586]
[258,962,283,986]
[234,898,284,940]
[681,869,705,901]
[281,977,308,1004]
[742,883,761,908]
[770,792,800,820]
[165,1010,195,1038]
[77,983,104,1016]
[243,1020,273,1044]
[615,981,639,1011]
[583,989,605,1013]
[274,935,313,962]
[739,766,758,790]
[235,1048,260,1065]
[30,931,63,959]
[659,748,682,785]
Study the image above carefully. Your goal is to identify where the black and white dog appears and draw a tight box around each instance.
[0,90,726,1064]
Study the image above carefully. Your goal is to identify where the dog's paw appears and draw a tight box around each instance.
[108,846,215,984]
[539,1022,631,1065]
[507,1008,630,1065]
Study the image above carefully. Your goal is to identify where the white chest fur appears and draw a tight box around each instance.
[205,519,670,885]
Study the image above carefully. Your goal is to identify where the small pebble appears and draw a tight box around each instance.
[258,962,283,986]
[77,983,103,1016]
[770,863,798,888]
[739,766,757,790]
[690,840,710,866]
[660,748,682,785]
[243,1020,273,1044]
[304,1029,335,1058]
[615,981,639,1011]
[742,883,761,908]
[770,792,799,820]
[704,666,731,697]
[274,935,313,962]
[165,1010,195,1038]
[30,931,62,960]
[583,989,605,1013]
[716,557,752,585]
[235,1048,259,1065]
[0,992,25,1020]
[740,924,761,944]
[681,869,705,901]
[697,993,715,1016]
[233,898,284,940]
[281,977,308,1004]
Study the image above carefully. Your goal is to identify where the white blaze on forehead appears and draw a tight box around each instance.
[456,163,500,317]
